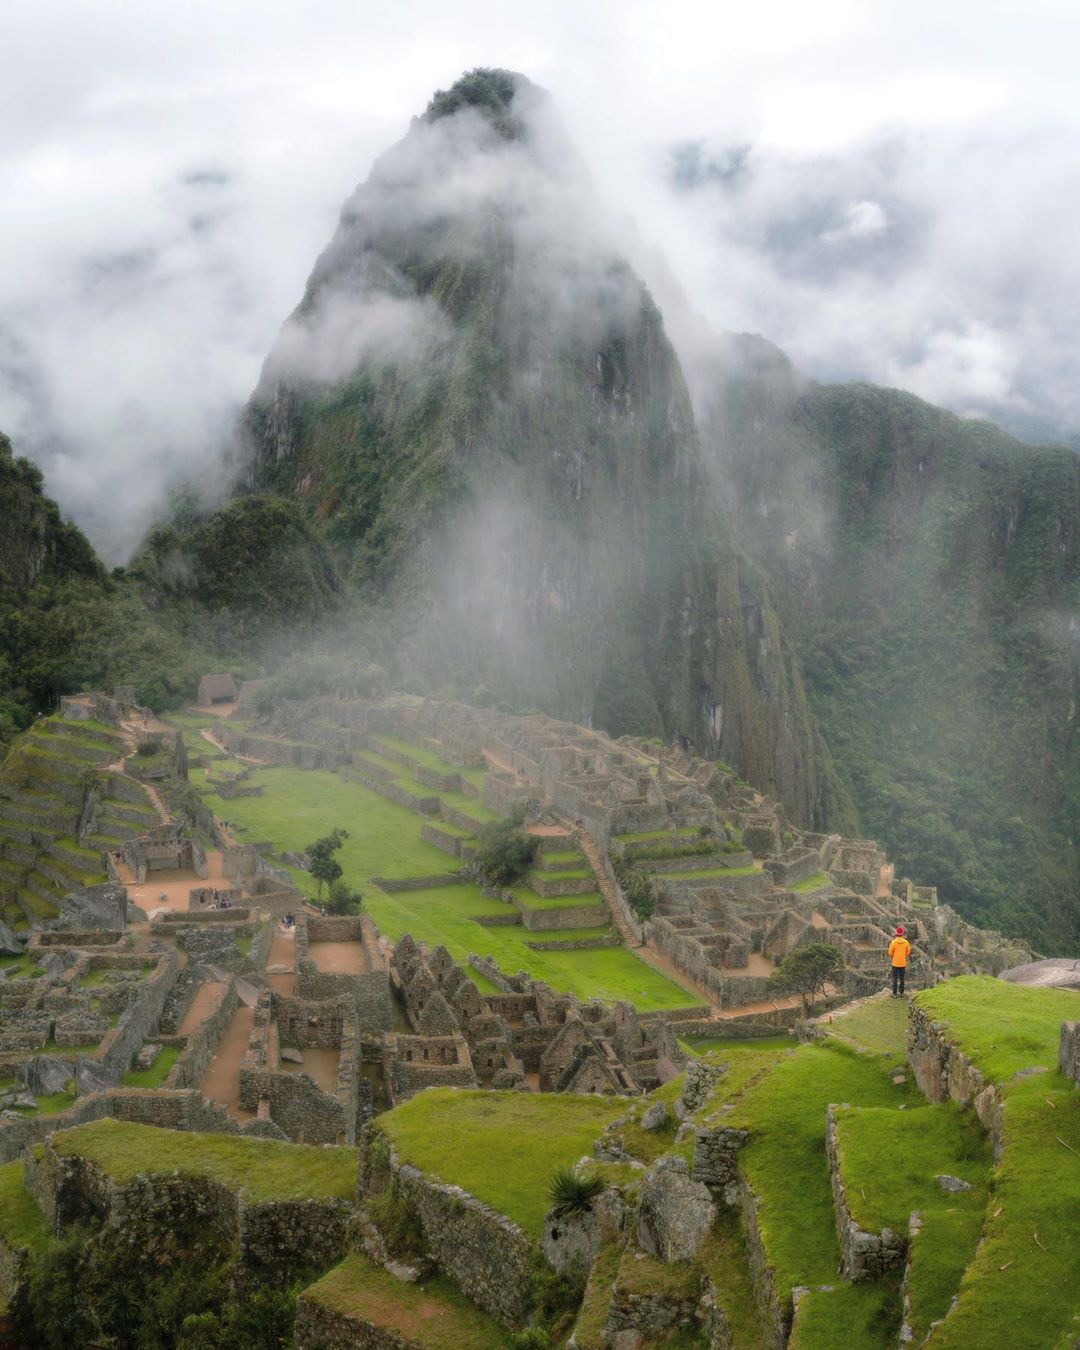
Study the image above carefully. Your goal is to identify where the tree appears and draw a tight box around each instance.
[306,828,350,901]
[474,810,539,888]
[767,942,845,1014]
[326,877,363,916]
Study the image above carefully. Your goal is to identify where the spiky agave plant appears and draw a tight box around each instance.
[548,1163,604,1219]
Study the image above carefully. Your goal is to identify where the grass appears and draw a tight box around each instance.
[50,1119,357,1203]
[616,829,700,843]
[819,994,908,1057]
[915,976,1080,1082]
[372,735,463,777]
[175,714,699,1010]
[724,1042,921,1304]
[571,1239,621,1349]
[0,953,44,980]
[0,1162,49,1254]
[368,884,697,1010]
[929,1073,1080,1349]
[789,1281,903,1350]
[833,1100,989,1235]
[510,886,604,911]
[120,1044,182,1089]
[702,1215,770,1349]
[378,1089,627,1237]
[13,1088,76,1117]
[681,1035,798,1057]
[789,872,830,893]
[301,1252,512,1349]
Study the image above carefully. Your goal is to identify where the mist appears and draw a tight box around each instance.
[3,1,1080,561]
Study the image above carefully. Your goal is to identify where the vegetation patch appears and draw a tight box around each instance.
[120,1044,182,1089]
[302,1251,512,1349]
[378,1089,626,1236]
[724,1043,921,1302]
[50,1119,357,1203]
[915,976,1080,1081]
[0,1161,49,1254]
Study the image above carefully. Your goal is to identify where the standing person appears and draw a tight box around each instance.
[888,926,910,997]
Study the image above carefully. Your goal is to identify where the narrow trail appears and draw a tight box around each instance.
[200,1004,255,1122]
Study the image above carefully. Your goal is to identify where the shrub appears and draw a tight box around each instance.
[326,878,363,916]
[475,811,539,888]
[548,1164,604,1219]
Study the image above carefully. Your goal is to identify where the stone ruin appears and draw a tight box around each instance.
[388,933,685,1104]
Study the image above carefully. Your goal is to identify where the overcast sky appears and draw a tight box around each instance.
[2,0,1078,559]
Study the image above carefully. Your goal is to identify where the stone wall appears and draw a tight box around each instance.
[360,1137,534,1328]
[1060,1021,1080,1086]
[165,980,238,1090]
[78,947,178,1090]
[908,1002,1002,1151]
[825,1106,906,1281]
[738,1177,788,1349]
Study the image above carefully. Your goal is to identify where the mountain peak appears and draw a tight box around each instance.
[421,68,541,138]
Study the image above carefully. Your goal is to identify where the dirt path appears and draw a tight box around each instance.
[266,926,296,997]
[200,1004,255,1121]
[178,981,228,1036]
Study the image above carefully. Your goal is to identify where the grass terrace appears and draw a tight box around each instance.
[929,1073,1080,1349]
[301,1252,512,1349]
[50,1119,357,1204]
[653,864,761,880]
[0,1161,49,1255]
[914,976,1080,1081]
[832,1103,990,1335]
[379,1089,628,1237]
[819,994,908,1057]
[790,872,830,893]
[723,1041,922,1339]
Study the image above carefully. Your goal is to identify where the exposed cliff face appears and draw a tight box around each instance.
[699,336,1080,948]
[0,433,101,601]
[231,70,825,815]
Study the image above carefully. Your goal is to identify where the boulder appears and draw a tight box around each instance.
[935,1174,972,1194]
[57,883,129,931]
[541,1188,625,1276]
[640,1101,669,1132]
[18,1055,74,1097]
[134,1043,162,1071]
[280,1047,305,1064]
[0,921,23,956]
[637,1156,716,1263]
[75,1057,115,1097]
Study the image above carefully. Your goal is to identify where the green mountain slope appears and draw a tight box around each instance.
[229,69,826,818]
[700,336,1079,948]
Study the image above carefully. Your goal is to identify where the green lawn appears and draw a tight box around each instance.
[176,717,699,1010]
[832,1102,989,1334]
[821,994,908,1057]
[371,735,463,778]
[915,976,1080,1082]
[0,1162,49,1254]
[50,1120,357,1203]
[379,1089,627,1236]
[680,1035,798,1057]
[929,1073,1080,1349]
[509,885,603,911]
[301,1253,512,1349]
[368,884,696,1009]
[725,1043,922,1325]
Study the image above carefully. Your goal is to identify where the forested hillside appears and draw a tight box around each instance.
[700,336,1079,947]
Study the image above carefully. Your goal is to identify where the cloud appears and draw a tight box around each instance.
[1,0,1079,563]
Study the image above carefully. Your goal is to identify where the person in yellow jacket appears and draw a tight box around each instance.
[888,926,910,996]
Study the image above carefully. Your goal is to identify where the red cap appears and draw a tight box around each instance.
[895,926,904,936]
